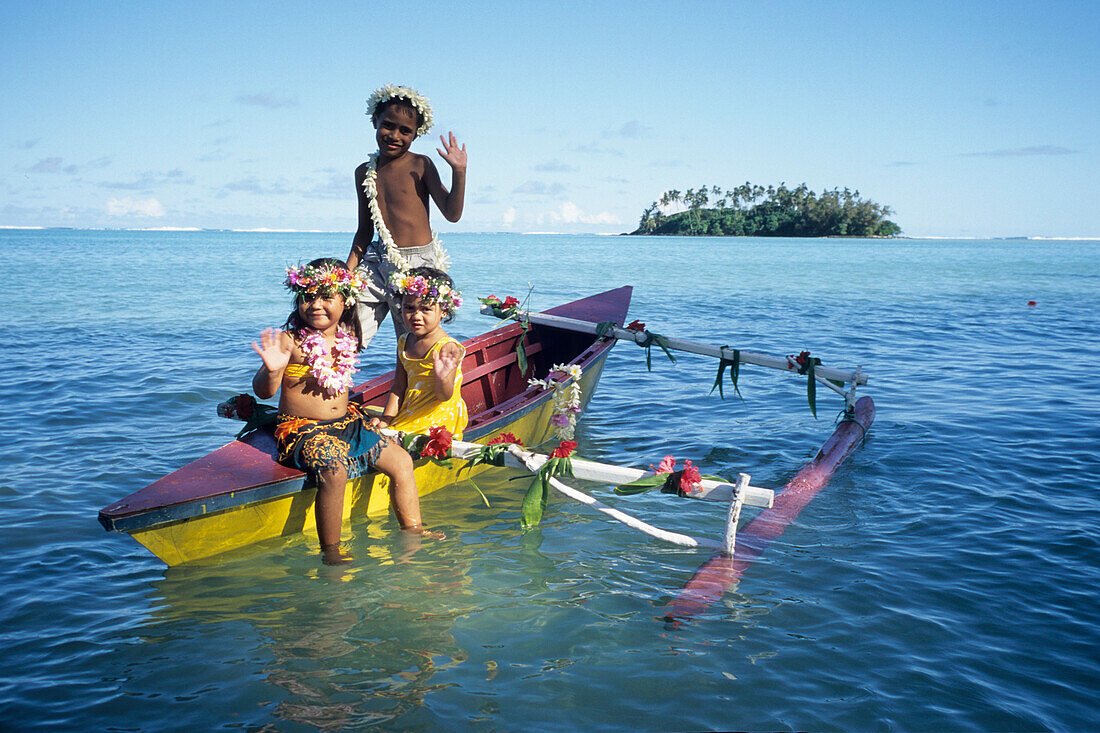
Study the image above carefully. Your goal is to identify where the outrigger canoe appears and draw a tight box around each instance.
[99,286,633,565]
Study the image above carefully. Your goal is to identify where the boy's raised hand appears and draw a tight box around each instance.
[437,132,467,173]
[252,328,292,373]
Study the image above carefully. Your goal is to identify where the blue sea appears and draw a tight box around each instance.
[1,230,1098,731]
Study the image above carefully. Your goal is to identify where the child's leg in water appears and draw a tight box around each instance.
[315,464,352,565]
[372,441,445,539]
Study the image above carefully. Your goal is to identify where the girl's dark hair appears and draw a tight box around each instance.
[371,97,424,133]
[283,257,364,351]
[401,266,458,323]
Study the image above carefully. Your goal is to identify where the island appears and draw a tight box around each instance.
[631,183,901,237]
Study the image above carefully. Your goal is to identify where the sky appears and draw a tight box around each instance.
[2,0,1097,237]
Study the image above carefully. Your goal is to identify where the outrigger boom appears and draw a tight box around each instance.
[483,306,867,408]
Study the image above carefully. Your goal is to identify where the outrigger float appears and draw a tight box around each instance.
[99,285,874,614]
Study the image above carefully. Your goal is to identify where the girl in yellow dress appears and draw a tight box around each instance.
[371,267,468,438]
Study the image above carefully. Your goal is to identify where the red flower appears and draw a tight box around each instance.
[502,295,520,308]
[550,440,577,458]
[681,459,702,494]
[1027,300,1037,306]
[795,350,811,366]
[626,319,646,332]
[488,432,522,446]
[421,425,453,458]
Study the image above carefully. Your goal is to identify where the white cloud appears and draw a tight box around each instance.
[502,207,516,226]
[107,197,165,217]
[540,201,620,226]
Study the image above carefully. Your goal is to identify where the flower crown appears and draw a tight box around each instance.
[366,84,434,137]
[389,272,462,317]
[285,263,369,305]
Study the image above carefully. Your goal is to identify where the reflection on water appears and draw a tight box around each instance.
[148,525,474,729]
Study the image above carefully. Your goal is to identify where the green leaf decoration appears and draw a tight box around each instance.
[520,456,574,529]
[806,359,817,418]
[520,469,550,529]
[595,321,618,340]
[458,442,512,477]
[710,347,743,400]
[466,479,492,508]
[516,338,528,376]
[613,474,666,495]
[636,330,678,372]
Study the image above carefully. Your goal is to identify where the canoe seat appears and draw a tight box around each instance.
[463,341,543,383]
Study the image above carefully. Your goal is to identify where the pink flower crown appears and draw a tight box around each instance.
[389,272,462,317]
[284,263,368,304]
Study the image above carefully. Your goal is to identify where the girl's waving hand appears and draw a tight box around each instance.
[252,328,293,373]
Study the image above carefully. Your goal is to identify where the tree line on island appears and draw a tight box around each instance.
[632,183,901,237]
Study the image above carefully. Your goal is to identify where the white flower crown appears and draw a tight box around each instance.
[366,84,434,137]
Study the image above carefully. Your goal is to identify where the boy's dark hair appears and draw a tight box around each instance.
[402,266,458,323]
[283,257,364,351]
[371,96,424,134]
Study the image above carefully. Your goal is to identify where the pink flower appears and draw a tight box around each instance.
[652,455,676,474]
[550,413,570,427]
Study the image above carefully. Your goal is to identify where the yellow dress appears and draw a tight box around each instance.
[389,334,468,439]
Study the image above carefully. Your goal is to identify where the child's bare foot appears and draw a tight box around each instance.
[401,524,445,540]
[320,543,353,565]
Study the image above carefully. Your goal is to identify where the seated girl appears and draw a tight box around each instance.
[251,258,440,565]
[371,267,468,438]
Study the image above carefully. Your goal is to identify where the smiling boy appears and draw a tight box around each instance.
[346,84,467,349]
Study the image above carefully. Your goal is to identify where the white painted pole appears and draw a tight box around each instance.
[505,446,724,551]
[482,307,868,387]
[723,474,749,556]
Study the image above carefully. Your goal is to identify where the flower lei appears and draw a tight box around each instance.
[529,363,584,439]
[361,153,451,276]
[389,271,462,318]
[298,327,360,396]
[285,263,368,305]
[366,84,434,138]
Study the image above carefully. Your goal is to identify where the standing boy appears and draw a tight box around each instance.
[346,84,467,348]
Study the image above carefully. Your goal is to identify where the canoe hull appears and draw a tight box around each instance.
[101,287,630,565]
[127,353,611,564]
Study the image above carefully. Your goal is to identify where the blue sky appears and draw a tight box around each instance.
[2,1,1097,237]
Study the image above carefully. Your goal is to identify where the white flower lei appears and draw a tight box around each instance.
[529,364,584,439]
[366,84,433,137]
[362,152,450,275]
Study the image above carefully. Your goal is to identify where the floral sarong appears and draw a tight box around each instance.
[274,402,387,478]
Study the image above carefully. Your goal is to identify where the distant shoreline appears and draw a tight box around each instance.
[0,227,1097,241]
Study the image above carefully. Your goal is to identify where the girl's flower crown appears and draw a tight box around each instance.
[285,263,369,305]
[389,272,462,318]
[366,84,434,137]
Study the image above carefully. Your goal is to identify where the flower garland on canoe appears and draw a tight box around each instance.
[528,363,584,439]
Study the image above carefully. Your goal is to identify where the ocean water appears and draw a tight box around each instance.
[1,230,1098,731]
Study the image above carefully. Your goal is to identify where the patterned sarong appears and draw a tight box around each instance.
[274,402,387,478]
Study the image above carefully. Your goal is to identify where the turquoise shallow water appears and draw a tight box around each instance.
[1,230,1098,731]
